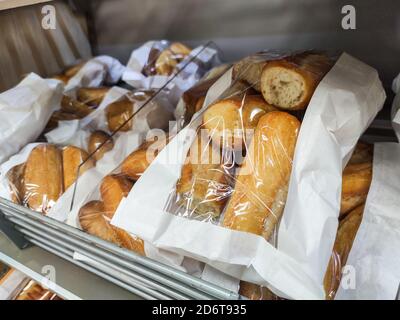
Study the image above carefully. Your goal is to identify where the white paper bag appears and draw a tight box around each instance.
[0,73,62,164]
[122,41,221,104]
[64,55,125,95]
[112,53,385,300]
[336,142,400,300]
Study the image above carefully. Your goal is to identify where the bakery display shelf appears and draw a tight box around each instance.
[0,198,240,300]
[0,229,141,300]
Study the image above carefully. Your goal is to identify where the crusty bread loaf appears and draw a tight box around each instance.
[88,130,114,162]
[78,200,145,255]
[121,136,168,181]
[77,87,109,107]
[23,144,63,214]
[347,142,373,165]
[202,95,277,150]
[324,204,364,300]
[60,95,93,118]
[239,281,276,300]
[233,51,332,110]
[340,162,372,217]
[62,146,95,190]
[52,62,85,84]
[155,42,192,76]
[100,174,134,218]
[7,163,26,204]
[176,132,231,220]
[260,52,332,110]
[105,98,133,132]
[222,112,300,239]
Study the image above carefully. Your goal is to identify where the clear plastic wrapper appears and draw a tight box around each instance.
[122,40,222,104]
[112,52,386,299]
[0,73,62,164]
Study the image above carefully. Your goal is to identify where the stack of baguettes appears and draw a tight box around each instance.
[6,130,115,215]
[172,51,372,299]
[77,134,169,256]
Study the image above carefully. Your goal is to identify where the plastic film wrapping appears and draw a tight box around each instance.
[112,52,385,299]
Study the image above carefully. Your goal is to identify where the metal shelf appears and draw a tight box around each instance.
[0,198,240,300]
[0,231,141,300]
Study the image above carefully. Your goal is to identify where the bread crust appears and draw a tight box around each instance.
[105,98,134,132]
[77,87,109,107]
[62,146,95,190]
[239,281,276,300]
[60,95,93,117]
[203,95,277,150]
[222,111,300,239]
[155,42,192,76]
[100,174,134,217]
[340,162,372,216]
[7,163,26,204]
[23,144,63,214]
[88,130,114,162]
[121,136,168,181]
[79,200,145,255]
[324,205,364,299]
[176,133,231,220]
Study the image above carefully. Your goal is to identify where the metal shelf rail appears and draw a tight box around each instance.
[0,198,239,300]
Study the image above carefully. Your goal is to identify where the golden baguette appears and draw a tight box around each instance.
[155,42,192,76]
[100,174,134,218]
[239,281,276,300]
[203,95,277,150]
[23,144,63,214]
[77,87,109,107]
[340,162,372,217]
[324,204,364,300]
[233,51,332,110]
[88,130,114,162]
[62,146,95,190]
[60,95,93,118]
[7,163,25,204]
[176,132,231,220]
[79,200,145,255]
[105,98,133,132]
[222,111,300,239]
[121,136,169,181]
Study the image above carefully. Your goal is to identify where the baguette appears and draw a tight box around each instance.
[62,146,95,190]
[233,51,332,110]
[60,95,93,118]
[203,95,277,150]
[239,281,276,300]
[46,110,80,131]
[324,204,364,300]
[176,132,231,220]
[23,144,63,214]
[121,136,168,181]
[340,162,372,217]
[88,131,114,162]
[78,200,145,255]
[100,174,134,218]
[105,98,133,132]
[222,111,300,239]
[155,42,192,76]
[7,163,25,204]
[77,87,109,107]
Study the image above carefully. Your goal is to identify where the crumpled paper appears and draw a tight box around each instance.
[0,73,62,164]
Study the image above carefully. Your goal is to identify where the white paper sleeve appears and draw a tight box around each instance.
[336,142,400,300]
[111,52,385,300]
[0,73,62,164]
